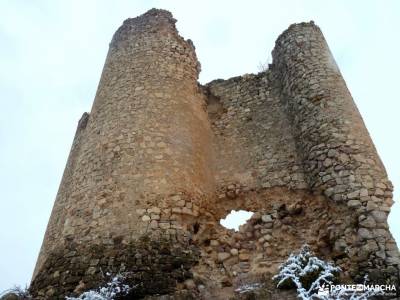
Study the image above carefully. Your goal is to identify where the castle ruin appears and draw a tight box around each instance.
[30,9,400,299]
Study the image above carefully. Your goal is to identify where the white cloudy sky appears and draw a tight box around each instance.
[0,0,399,291]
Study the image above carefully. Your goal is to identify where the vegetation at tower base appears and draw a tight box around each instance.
[231,246,388,300]
[272,245,385,300]
[29,7,400,300]
[273,245,341,292]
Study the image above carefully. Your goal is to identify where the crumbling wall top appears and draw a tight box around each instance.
[112,9,175,46]
[274,21,320,45]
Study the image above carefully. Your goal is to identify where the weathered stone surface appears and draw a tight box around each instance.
[359,216,376,228]
[239,253,250,261]
[30,9,399,300]
[230,248,239,256]
[217,252,231,262]
[347,200,361,208]
[142,215,151,222]
[261,214,273,223]
[30,236,200,299]
[358,228,373,240]
[371,210,387,223]
[333,239,347,255]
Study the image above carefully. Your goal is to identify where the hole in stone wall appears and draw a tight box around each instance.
[193,222,200,234]
[220,210,254,231]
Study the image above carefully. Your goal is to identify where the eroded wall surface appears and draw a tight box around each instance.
[205,73,307,190]
[271,22,398,283]
[31,9,213,298]
[30,9,399,300]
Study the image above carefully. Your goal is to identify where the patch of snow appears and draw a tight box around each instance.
[65,274,133,300]
[234,282,263,294]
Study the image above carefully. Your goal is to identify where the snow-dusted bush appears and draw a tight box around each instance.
[273,245,384,300]
[273,245,341,295]
[0,285,32,299]
[65,274,133,300]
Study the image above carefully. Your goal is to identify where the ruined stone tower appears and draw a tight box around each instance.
[30,9,399,299]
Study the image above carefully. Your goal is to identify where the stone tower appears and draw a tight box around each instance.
[30,9,399,299]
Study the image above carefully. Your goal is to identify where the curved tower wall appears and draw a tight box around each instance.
[271,22,399,280]
[31,9,213,297]
[32,113,89,279]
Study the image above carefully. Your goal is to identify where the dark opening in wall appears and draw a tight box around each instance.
[193,222,200,234]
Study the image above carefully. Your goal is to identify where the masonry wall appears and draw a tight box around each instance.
[205,73,307,191]
[32,112,89,280]
[30,10,399,300]
[271,22,399,283]
[31,9,213,298]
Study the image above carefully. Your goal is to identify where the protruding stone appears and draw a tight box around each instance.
[239,253,250,261]
[347,190,360,199]
[360,188,369,197]
[261,214,273,223]
[184,279,196,289]
[333,239,347,255]
[159,222,171,230]
[347,200,361,208]
[358,228,372,240]
[327,149,337,158]
[366,201,378,211]
[210,240,219,247]
[359,216,376,228]
[171,195,181,202]
[136,208,146,216]
[230,248,239,256]
[263,234,272,241]
[218,252,231,262]
[371,210,387,223]
[141,215,150,222]
[150,220,158,229]
[176,200,186,207]
[150,207,161,214]
[150,214,160,220]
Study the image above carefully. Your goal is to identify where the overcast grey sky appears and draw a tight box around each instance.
[0,0,399,291]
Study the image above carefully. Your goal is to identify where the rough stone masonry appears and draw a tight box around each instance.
[29,8,399,299]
